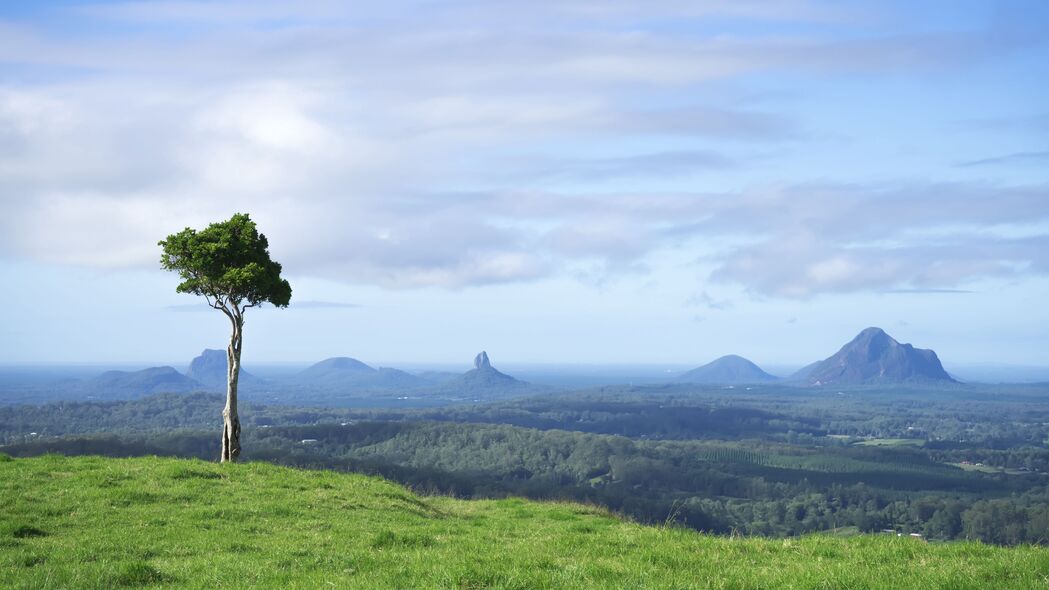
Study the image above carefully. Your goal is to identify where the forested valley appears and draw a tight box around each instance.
[2,384,1048,545]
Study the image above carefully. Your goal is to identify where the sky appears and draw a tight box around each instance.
[1,1,1047,369]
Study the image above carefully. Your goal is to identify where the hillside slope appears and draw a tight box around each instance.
[294,357,426,390]
[678,355,779,384]
[80,366,202,398]
[1,455,1047,589]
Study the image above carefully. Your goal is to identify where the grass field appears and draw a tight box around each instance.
[854,438,926,448]
[949,462,1003,474]
[1,454,1047,589]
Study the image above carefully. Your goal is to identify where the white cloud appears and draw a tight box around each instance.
[0,2,1045,295]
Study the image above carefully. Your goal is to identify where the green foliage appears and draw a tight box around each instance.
[7,420,1048,544]
[158,213,291,310]
[1,455,1047,589]
[3,391,1049,544]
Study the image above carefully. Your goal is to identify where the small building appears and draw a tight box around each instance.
[301,439,318,445]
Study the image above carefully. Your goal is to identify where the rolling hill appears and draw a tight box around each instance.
[0,455,1045,589]
[76,366,201,398]
[294,357,425,390]
[678,355,779,384]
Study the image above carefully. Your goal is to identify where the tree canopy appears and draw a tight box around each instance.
[158,213,291,314]
[159,212,291,462]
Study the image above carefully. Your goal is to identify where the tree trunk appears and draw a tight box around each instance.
[221,313,243,463]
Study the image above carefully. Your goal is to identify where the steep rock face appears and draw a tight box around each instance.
[678,355,778,384]
[802,327,955,386]
[186,349,260,389]
[451,351,527,391]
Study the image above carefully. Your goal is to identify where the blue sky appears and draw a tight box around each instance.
[1,1,1047,368]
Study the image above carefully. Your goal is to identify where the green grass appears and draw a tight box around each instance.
[1,455,1047,589]
[947,462,1033,476]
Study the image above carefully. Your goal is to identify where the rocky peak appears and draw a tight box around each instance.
[802,327,954,385]
[474,351,491,370]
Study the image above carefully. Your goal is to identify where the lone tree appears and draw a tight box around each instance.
[159,213,291,462]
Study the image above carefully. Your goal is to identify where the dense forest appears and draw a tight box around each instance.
[2,386,1047,545]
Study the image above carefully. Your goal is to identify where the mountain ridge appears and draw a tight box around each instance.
[800,327,955,386]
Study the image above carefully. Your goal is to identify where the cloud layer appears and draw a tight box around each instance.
[1,1,1047,296]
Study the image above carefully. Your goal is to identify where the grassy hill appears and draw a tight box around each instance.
[1,455,1047,589]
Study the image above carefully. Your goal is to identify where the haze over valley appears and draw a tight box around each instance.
[0,326,1006,406]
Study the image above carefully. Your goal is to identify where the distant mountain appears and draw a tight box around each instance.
[186,349,262,389]
[441,351,530,395]
[415,370,460,385]
[788,361,821,383]
[800,327,955,386]
[374,367,430,388]
[298,357,376,384]
[82,366,201,398]
[295,357,425,390]
[678,355,778,384]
